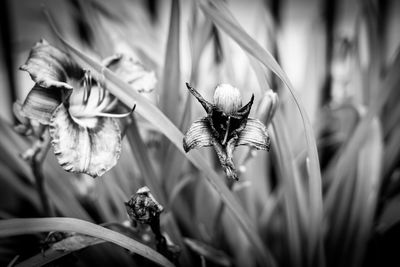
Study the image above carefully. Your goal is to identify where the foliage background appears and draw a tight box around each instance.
[1,0,400,266]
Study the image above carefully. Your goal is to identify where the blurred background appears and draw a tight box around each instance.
[1,0,400,266]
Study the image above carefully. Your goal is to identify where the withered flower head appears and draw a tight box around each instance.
[124,186,164,224]
[19,39,156,177]
[183,83,271,181]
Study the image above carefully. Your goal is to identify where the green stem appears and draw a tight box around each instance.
[31,135,53,217]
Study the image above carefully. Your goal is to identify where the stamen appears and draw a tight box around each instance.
[82,69,92,105]
[222,116,231,146]
[98,86,106,106]
[77,104,136,118]
[98,65,107,106]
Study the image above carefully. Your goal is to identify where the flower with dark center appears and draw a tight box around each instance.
[19,39,156,177]
[183,83,270,181]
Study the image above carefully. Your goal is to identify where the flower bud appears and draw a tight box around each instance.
[257,90,279,126]
[213,84,242,114]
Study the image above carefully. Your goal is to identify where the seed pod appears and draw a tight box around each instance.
[125,186,164,224]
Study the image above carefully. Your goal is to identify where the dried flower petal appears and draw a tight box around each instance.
[21,84,69,125]
[183,118,213,152]
[237,118,270,150]
[19,39,82,90]
[49,104,121,177]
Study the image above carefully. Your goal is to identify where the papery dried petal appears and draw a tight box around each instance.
[183,118,214,152]
[104,54,156,93]
[237,118,270,150]
[21,84,69,125]
[20,39,82,90]
[49,104,121,178]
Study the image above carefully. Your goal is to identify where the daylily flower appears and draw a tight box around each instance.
[183,83,270,181]
[19,39,156,177]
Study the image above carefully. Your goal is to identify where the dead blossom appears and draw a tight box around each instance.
[18,39,156,177]
[124,186,164,224]
[183,83,271,181]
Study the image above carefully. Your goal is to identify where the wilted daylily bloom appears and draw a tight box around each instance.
[19,39,156,177]
[183,83,270,180]
[124,186,164,225]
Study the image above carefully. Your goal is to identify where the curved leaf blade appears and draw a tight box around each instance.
[0,217,174,267]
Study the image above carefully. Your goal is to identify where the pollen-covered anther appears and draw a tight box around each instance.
[213,84,242,114]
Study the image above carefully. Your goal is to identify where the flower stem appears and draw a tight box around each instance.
[30,134,54,217]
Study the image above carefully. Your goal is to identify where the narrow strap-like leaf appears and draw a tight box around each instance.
[0,217,175,267]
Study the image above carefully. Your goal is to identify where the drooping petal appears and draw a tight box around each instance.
[49,104,121,178]
[104,54,157,93]
[21,84,69,125]
[183,118,214,152]
[20,39,83,90]
[237,118,270,150]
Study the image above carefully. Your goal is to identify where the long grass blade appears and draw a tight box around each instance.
[160,0,181,125]
[17,235,105,267]
[197,0,323,263]
[0,217,174,267]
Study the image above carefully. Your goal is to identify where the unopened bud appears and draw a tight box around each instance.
[213,84,242,114]
[257,91,278,126]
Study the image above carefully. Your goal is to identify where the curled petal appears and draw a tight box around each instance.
[186,83,213,113]
[20,39,82,90]
[237,118,270,150]
[235,94,254,117]
[21,84,68,125]
[183,118,213,152]
[104,54,156,93]
[49,104,121,177]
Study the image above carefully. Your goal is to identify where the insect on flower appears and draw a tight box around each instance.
[183,83,271,181]
[19,39,156,177]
